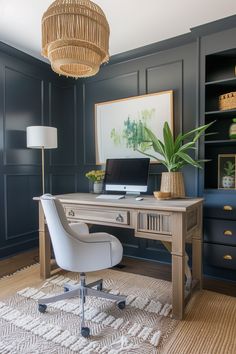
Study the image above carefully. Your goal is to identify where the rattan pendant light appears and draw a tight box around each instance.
[42,0,110,78]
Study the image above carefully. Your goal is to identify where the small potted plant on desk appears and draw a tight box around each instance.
[126,121,213,198]
[85,170,105,194]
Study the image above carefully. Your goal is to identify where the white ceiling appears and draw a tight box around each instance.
[0,0,236,63]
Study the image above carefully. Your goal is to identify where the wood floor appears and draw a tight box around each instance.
[0,248,236,354]
[1,247,235,297]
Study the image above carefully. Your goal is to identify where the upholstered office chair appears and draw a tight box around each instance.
[38,194,126,338]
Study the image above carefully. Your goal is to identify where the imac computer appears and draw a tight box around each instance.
[100,158,150,198]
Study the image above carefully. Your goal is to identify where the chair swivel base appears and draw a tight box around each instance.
[38,274,126,337]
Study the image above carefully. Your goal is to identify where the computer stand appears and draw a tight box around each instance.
[125,191,140,197]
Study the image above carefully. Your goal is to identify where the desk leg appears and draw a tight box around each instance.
[171,212,186,320]
[192,239,202,290]
[192,205,203,290]
[172,254,185,320]
[39,203,51,279]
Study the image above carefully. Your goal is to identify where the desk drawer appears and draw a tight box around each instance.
[204,243,236,270]
[204,218,236,246]
[64,205,129,225]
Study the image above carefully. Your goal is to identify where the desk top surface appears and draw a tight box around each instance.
[52,193,203,212]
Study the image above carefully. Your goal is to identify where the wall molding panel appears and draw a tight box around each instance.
[3,66,43,167]
[49,82,77,167]
[49,173,77,195]
[3,174,41,241]
[0,46,73,257]
[82,71,140,165]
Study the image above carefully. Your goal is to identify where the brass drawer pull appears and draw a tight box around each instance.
[224,230,233,236]
[223,205,233,211]
[116,214,124,222]
[68,210,75,217]
[223,255,233,260]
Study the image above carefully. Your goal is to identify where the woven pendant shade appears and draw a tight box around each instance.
[42,0,110,78]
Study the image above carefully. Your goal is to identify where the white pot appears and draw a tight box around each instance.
[93,182,103,194]
[222,175,235,188]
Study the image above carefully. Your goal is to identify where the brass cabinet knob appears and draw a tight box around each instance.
[224,230,233,236]
[223,205,233,211]
[223,255,233,260]
[116,214,124,222]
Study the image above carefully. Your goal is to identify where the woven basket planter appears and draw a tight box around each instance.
[219,92,236,111]
[160,172,185,198]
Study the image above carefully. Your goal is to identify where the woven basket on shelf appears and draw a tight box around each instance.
[219,92,236,111]
[160,172,185,198]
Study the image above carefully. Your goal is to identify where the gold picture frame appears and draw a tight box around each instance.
[95,90,174,165]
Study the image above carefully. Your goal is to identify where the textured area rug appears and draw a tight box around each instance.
[0,268,178,353]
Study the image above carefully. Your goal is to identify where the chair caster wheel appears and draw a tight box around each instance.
[97,283,103,291]
[38,304,47,313]
[117,301,126,310]
[81,327,90,338]
[64,286,69,292]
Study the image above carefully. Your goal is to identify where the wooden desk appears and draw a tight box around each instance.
[36,193,203,320]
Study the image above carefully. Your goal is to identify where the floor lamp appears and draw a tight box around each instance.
[26,126,58,194]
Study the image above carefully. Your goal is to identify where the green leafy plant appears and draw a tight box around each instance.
[224,161,235,177]
[133,121,214,172]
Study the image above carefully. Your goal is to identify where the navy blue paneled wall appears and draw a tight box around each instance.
[0,43,76,257]
[73,41,198,261]
[83,43,197,196]
[0,38,198,260]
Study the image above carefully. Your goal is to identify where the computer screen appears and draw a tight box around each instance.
[104,158,150,193]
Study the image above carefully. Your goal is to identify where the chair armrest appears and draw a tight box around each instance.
[69,222,89,236]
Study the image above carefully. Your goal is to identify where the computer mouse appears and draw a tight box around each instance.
[135,197,144,201]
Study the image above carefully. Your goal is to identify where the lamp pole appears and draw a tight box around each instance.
[41,146,45,195]
[26,126,57,195]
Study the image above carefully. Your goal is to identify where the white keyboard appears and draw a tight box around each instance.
[96,194,125,200]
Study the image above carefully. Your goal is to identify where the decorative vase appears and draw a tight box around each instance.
[93,181,103,194]
[160,172,185,198]
[229,118,236,139]
[222,175,235,188]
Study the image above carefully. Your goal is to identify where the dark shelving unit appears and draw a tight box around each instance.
[204,49,236,190]
[203,48,236,279]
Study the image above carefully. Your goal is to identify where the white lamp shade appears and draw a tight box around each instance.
[27,126,57,149]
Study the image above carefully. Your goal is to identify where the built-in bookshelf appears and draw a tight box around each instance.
[202,48,236,278]
[204,48,236,190]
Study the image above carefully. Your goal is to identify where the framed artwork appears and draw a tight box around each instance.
[95,90,173,164]
[218,154,236,189]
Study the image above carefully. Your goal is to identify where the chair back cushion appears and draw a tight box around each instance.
[40,195,83,270]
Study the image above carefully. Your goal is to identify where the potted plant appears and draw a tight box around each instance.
[131,121,213,198]
[222,161,235,188]
[85,170,105,193]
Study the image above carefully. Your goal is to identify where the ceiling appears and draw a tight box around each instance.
[0,0,236,63]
